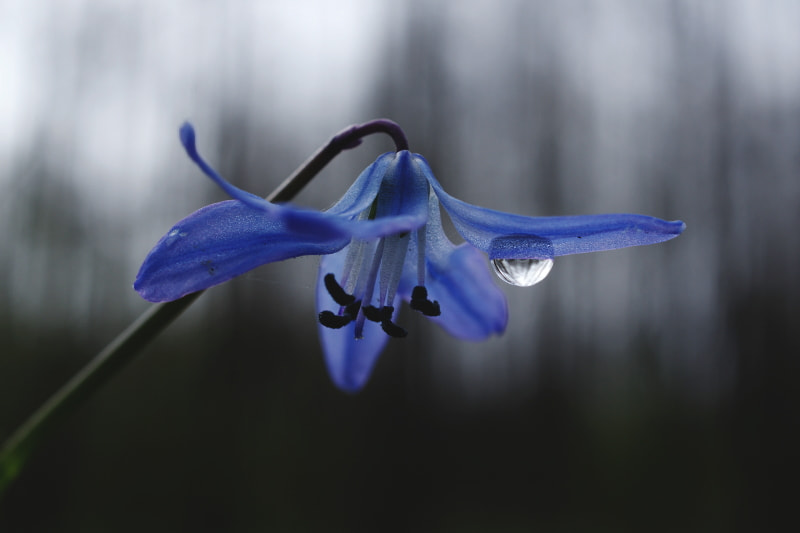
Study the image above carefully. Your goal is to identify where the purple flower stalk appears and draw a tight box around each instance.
[134,121,685,392]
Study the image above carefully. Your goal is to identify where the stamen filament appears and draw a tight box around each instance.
[416,227,426,287]
[379,234,410,307]
[339,211,371,293]
[349,240,378,306]
[354,239,385,338]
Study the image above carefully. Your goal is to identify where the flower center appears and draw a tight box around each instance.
[318,230,440,339]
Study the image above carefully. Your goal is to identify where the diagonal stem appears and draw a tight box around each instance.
[0,118,407,496]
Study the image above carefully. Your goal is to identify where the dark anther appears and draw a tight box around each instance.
[319,300,362,329]
[363,305,406,337]
[318,311,352,329]
[344,300,362,317]
[364,305,397,323]
[324,273,355,306]
[410,286,428,301]
[381,320,408,338]
[363,305,383,322]
[410,286,441,317]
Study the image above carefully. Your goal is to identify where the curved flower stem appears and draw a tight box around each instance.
[0,118,407,496]
[268,118,408,202]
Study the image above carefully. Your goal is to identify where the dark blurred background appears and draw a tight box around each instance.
[1,1,799,531]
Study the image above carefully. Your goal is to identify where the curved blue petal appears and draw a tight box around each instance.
[373,151,430,221]
[325,151,430,223]
[401,196,508,341]
[324,152,394,218]
[281,151,429,243]
[316,247,393,393]
[417,154,686,259]
[284,207,426,242]
[179,123,278,213]
[135,200,350,302]
[422,244,509,341]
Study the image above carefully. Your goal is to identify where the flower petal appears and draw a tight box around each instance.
[423,244,509,340]
[401,196,508,341]
[294,150,429,240]
[284,207,426,242]
[316,247,393,393]
[324,152,394,218]
[135,200,350,302]
[179,123,278,213]
[373,151,431,222]
[418,155,686,259]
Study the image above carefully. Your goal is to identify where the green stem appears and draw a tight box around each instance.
[0,119,405,496]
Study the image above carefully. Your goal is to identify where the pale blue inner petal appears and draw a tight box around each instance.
[325,152,395,218]
[399,192,509,341]
[316,249,393,393]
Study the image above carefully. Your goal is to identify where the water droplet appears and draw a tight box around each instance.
[491,258,553,287]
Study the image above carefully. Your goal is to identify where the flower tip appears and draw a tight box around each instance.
[335,379,366,395]
[671,220,687,234]
[179,122,197,155]
[131,280,161,303]
[132,272,174,303]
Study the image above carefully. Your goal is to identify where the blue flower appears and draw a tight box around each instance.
[135,123,685,392]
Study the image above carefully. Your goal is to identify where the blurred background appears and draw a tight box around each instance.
[1,0,799,530]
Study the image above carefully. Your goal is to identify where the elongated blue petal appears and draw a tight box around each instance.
[135,200,350,302]
[284,207,426,242]
[317,248,393,393]
[179,123,278,213]
[401,196,508,340]
[417,155,686,259]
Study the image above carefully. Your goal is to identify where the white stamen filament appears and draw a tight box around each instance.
[340,239,367,296]
[379,234,410,307]
[354,238,385,338]
[340,211,371,294]
[416,227,426,287]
